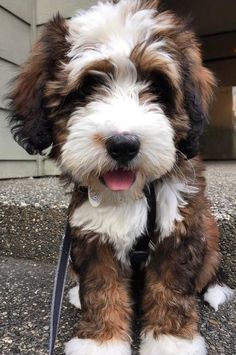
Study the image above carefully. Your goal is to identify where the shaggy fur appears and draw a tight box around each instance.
[8,1,233,354]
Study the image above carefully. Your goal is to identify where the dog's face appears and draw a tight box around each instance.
[9,0,215,193]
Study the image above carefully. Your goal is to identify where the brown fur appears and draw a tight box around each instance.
[70,232,132,341]
[66,157,221,343]
[140,157,220,339]
[142,269,199,338]
[9,15,69,154]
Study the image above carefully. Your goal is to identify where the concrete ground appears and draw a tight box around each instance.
[0,162,235,355]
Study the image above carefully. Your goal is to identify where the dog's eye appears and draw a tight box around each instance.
[79,72,106,96]
[140,70,176,116]
[149,71,176,114]
[62,73,106,107]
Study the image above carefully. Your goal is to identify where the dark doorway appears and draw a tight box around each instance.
[164,0,236,159]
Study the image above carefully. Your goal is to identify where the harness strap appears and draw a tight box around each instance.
[129,182,156,268]
[49,222,72,355]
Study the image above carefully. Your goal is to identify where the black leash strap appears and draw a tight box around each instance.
[49,222,72,355]
[130,182,156,268]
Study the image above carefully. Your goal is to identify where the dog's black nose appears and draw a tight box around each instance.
[106,134,140,164]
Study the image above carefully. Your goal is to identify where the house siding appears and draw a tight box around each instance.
[0,0,94,178]
[0,1,34,178]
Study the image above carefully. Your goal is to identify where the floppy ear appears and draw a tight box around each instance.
[178,57,216,159]
[8,15,68,154]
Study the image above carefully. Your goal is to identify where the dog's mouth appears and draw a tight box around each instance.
[101,168,136,191]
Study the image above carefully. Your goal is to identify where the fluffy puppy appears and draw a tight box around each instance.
[8,1,233,354]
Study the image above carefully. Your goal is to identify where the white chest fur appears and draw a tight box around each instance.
[155,178,198,240]
[70,196,148,264]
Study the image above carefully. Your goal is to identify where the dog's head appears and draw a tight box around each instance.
[9,0,215,194]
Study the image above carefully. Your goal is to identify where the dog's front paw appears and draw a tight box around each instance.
[65,338,131,355]
[140,333,207,355]
[68,285,81,309]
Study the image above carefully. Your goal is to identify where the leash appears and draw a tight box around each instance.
[129,182,156,268]
[48,182,156,354]
[49,222,72,355]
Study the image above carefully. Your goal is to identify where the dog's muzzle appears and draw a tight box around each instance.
[105,133,140,165]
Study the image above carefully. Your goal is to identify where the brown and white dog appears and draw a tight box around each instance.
[8,1,234,354]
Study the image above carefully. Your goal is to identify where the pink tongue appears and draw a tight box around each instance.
[103,169,135,191]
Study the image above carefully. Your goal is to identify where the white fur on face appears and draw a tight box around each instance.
[66,0,179,82]
[203,283,234,311]
[65,337,131,355]
[155,178,199,240]
[61,89,176,185]
[140,332,207,355]
[66,0,174,80]
[61,0,178,187]
[70,192,148,264]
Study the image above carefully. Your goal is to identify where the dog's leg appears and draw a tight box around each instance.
[140,267,206,355]
[140,234,208,355]
[65,239,132,355]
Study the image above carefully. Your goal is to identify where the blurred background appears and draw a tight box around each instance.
[0,0,236,179]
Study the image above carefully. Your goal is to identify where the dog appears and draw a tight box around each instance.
[8,1,234,354]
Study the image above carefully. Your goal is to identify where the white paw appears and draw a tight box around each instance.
[68,286,81,309]
[65,338,131,355]
[204,283,234,311]
[140,333,207,355]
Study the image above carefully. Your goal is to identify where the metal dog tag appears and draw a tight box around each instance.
[88,187,102,207]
